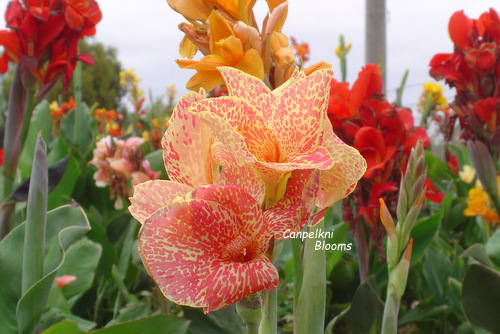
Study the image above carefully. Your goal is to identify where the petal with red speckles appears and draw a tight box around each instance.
[138,185,278,313]
[162,90,215,187]
[129,180,193,224]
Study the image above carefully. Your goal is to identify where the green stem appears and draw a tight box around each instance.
[73,59,83,145]
[0,66,28,238]
[381,283,399,334]
[354,219,368,283]
[419,93,433,127]
[259,289,277,334]
[22,135,48,294]
[294,219,326,334]
[292,237,302,308]
[19,89,36,153]
[236,296,262,334]
[394,69,409,107]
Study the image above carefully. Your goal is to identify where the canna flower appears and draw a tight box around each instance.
[459,165,476,183]
[418,82,448,114]
[135,184,279,313]
[0,0,101,95]
[327,64,430,250]
[90,136,160,209]
[464,177,500,223]
[176,10,264,92]
[188,67,365,209]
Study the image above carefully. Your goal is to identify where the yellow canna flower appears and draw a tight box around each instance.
[459,165,476,183]
[464,176,500,223]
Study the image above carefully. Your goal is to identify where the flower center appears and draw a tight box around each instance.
[220,235,259,263]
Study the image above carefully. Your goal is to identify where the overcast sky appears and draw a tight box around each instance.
[1,0,498,109]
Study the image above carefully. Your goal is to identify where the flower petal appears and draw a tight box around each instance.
[265,169,320,238]
[129,180,193,224]
[163,90,215,187]
[271,69,333,155]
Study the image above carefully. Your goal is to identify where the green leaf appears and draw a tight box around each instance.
[398,304,448,326]
[10,156,70,202]
[422,247,451,305]
[18,100,52,180]
[347,278,384,334]
[145,149,166,179]
[42,315,189,334]
[61,103,94,154]
[485,229,500,268]
[410,211,442,265]
[183,306,244,334]
[460,244,494,268]
[325,221,349,277]
[462,263,500,333]
[57,238,102,307]
[0,205,90,334]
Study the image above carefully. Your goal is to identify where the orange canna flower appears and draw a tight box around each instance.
[176,10,264,92]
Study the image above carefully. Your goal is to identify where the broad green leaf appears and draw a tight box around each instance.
[460,244,494,268]
[347,278,384,334]
[325,221,349,277]
[183,306,243,334]
[398,305,448,326]
[61,103,95,154]
[422,247,451,305]
[18,100,52,180]
[0,205,90,334]
[42,315,189,334]
[56,238,102,307]
[410,211,442,265]
[145,149,167,179]
[462,263,500,333]
[485,229,500,268]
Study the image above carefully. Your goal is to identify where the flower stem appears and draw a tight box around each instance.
[0,67,28,239]
[354,219,368,283]
[291,237,302,307]
[294,219,326,334]
[259,281,277,334]
[236,296,262,334]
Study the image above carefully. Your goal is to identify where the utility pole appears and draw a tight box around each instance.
[365,0,387,94]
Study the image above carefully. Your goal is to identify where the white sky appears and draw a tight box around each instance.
[1,0,499,109]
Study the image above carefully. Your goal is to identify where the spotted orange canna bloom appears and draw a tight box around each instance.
[188,67,366,210]
[134,184,279,313]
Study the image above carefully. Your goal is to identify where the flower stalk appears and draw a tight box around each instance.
[380,140,426,334]
[294,218,326,334]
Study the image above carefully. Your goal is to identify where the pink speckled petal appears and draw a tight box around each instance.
[218,67,273,120]
[189,185,270,248]
[129,180,193,224]
[265,169,320,239]
[162,90,214,187]
[271,69,333,155]
[212,142,265,205]
[138,186,276,313]
[316,120,367,211]
[204,257,278,313]
[188,97,259,165]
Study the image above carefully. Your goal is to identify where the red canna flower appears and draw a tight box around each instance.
[0,0,101,95]
[429,8,500,144]
[327,64,429,250]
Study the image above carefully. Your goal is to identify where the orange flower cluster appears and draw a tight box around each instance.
[0,0,101,96]
[168,0,329,91]
[49,96,75,134]
[94,108,123,137]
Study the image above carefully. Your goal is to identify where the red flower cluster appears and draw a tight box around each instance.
[0,0,101,95]
[327,64,434,252]
[430,8,500,143]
